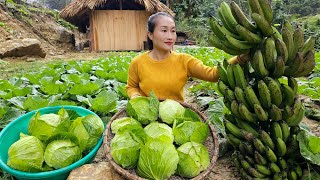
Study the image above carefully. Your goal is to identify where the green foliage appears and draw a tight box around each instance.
[0,22,5,27]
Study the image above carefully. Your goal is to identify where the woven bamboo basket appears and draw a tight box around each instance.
[103,102,219,180]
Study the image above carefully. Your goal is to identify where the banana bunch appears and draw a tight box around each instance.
[226,114,304,179]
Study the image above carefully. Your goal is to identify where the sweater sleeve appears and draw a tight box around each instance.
[186,54,219,82]
[126,60,141,98]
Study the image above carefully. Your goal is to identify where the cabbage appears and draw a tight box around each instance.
[44,139,81,169]
[69,114,104,152]
[28,108,70,142]
[173,120,209,145]
[159,99,185,125]
[126,92,159,125]
[7,133,45,172]
[137,139,179,180]
[144,122,174,143]
[111,117,142,134]
[297,130,320,166]
[110,126,146,169]
[176,142,210,178]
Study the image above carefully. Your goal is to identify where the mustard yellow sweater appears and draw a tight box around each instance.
[126,51,240,102]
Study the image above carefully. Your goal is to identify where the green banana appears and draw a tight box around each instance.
[269,104,282,121]
[243,141,254,155]
[283,105,293,120]
[226,64,236,90]
[218,80,228,96]
[247,167,267,178]
[225,34,254,50]
[220,2,239,34]
[230,1,257,32]
[284,52,304,76]
[258,0,273,23]
[260,130,275,150]
[286,103,304,126]
[224,120,243,139]
[288,77,298,95]
[279,121,290,143]
[275,38,289,64]
[209,34,247,55]
[293,163,303,177]
[240,159,252,170]
[288,170,298,180]
[234,87,250,109]
[223,58,229,69]
[253,138,266,154]
[235,116,259,137]
[218,6,238,35]
[262,37,277,70]
[301,36,316,57]
[226,88,236,102]
[282,27,294,64]
[244,155,255,165]
[275,137,287,157]
[209,17,243,40]
[239,103,258,123]
[271,55,285,78]
[283,20,294,33]
[251,13,273,36]
[231,100,242,118]
[232,152,241,170]
[234,64,247,89]
[292,27,305,56]
[255,164,272,176]
[254,151,267,165]
[281,84,295,106]
[272,26,282,40]
[240,129,256,142]
[236,24,263,44]
[244,86,261,110]
[273,173,282,180]
[269,162,281,174]
[293,50,315,77]
[248,0,264,17]
[239,168,251,179]
[238,141,247,156]
[226,133,242,147]
[223,98,231,111]
[265,146,277,163]
[278,157,288,170]
[251,49,269,77]
[271,121,283,140]
[258,80,272,109]
[217,62,229,85]
[254,104,268,121]
[265,77,282,107]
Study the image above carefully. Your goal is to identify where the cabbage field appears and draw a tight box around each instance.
[0,47,320,179]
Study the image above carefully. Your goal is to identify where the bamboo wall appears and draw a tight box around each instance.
[91,10,150,51]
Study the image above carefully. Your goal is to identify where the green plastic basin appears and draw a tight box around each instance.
[0,106,104,180]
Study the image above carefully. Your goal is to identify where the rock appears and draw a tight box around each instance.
[0,38,46,58]
[54,26,73,44]
[67,161,124,180]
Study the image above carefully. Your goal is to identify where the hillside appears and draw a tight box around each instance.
[0,2,80,60]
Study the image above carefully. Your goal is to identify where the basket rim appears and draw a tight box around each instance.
[103,102,219,180]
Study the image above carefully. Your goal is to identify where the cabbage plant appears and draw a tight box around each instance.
[111,117,142,134]
[137,139,179,180]
[28,108,70,142]
[144,122,174,143]
[173,120,209,145]
[7,133,45,172]
[159,99,185,125]
[44,139,81,169]
[176,142,210,178]
[110,126,146,169]
[126,91,159,125]
[69,114,104,152]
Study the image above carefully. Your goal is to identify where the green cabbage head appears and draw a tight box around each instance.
[176,142,210,178]
[7,133,45,172]
[44,139,82,169]
[137,139,179,180]
[173,120,209,145]
[159,99,185,125]
[28,108,70,142]
[144,122,174,143]
[111,126,146,169]
[69,114,104,152]
[111,117,142,134]
[126,92,159,125]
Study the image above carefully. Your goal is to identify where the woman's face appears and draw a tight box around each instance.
[148,16,177,52]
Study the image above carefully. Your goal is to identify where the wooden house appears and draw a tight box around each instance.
[60,0,174,51]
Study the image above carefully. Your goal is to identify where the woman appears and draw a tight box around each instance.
[126,12,248,102]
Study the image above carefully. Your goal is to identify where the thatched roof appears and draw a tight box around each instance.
[60,0,174,32]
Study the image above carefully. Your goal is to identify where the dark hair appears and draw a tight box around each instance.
[147,12,175,50]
